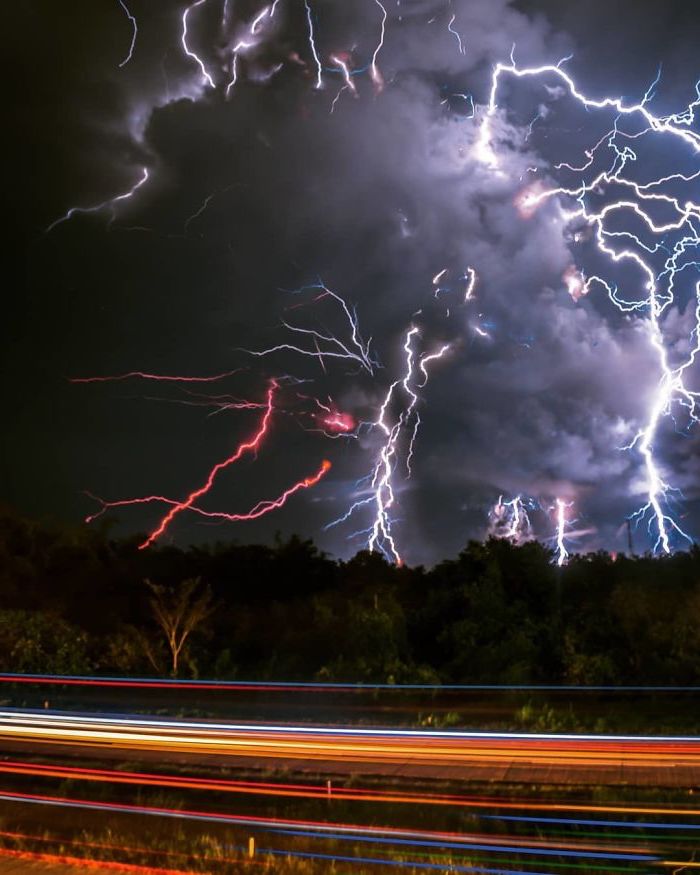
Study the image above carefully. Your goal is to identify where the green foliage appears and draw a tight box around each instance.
[0,609,91,674]
[0,509,699,685]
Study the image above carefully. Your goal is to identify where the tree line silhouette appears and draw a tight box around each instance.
[0,508,698,683]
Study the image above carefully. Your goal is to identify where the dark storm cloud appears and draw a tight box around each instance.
[7,0,699,563]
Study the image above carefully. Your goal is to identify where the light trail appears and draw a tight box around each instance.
[1,711,699,776]
[1,760,699,822]
[0,672,697,693]
[0,847,189,875]
[0,790,666,865]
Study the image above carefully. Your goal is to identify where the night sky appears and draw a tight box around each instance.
[6,0,700,565]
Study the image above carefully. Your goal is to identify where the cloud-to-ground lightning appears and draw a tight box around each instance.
[54,2,700,563]
[326,327,450,565]
[555,498,571,566]
[478,56,700,553]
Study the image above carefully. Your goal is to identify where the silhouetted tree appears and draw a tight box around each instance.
[146,577,214,677]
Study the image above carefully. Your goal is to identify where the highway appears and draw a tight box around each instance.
[0,680,697,872]
[1,709,700,785]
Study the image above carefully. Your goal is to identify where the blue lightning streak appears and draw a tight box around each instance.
[117,0,137,68]
[479,58,700,553]
[46,167,149,233]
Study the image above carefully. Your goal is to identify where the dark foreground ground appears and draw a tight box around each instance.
[0,679,698,873]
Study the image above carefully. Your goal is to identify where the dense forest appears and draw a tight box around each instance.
[0,508,699,684]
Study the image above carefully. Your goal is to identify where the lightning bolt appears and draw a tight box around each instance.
[330,55,357,96]
[46,167,149,233]
[181,0,216,89]
[489,494,533,543]
[244,281,377,374]
[370,0,387,91]
[325,327,450,565]
[555,497,571,566]
[137,379,278,548]
[117,0,137,68]
[303,0,323,90]
[463,266,477,301]
[85,458,330,526]
[447,13,465,56]
[479,55,700,553]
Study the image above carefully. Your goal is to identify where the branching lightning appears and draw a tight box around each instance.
[489,495,533,543]
[326,327,450,565]
[85,459,331,527]
[57,3,700,563]
[479,56,700,553]
[245,281,377,375]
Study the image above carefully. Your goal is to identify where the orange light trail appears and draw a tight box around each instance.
[1,712,699,774]
[0,846,196,874]
[0,829,267,871]
[0,788,665,861]
[0,759,698,820]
